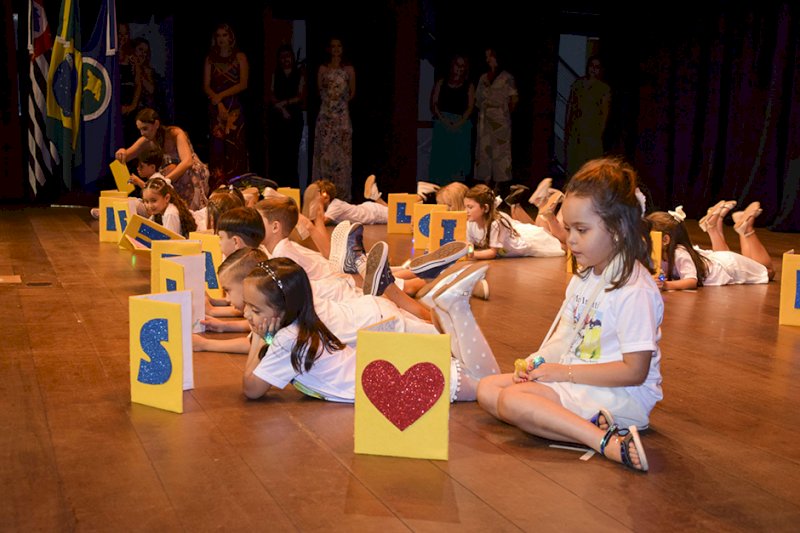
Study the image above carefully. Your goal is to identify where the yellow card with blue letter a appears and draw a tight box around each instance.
[429,211,467,253]
[779,250,800,326]
[354,331,451,460]
[188,232,224,300]
[150,240,202,293]
[160,254,206,333]
[277,187,301,210]
[412,204,448,251]
[129,290,193,414]
[387,194,420,234]
[119,214,184,252]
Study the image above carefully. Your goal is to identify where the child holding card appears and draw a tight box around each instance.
[142,177,197,237]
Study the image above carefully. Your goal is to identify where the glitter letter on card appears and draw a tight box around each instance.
[129,290,193,413]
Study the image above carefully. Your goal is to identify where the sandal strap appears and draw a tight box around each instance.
[618,432,635,469]
[599,424,619,456]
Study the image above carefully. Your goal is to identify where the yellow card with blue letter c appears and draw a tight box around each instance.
[118,214,184,251]
[412,203,448,251]
[129,290,193,414]
[354,331,451,460]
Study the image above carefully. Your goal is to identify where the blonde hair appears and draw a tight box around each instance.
[436,182,468,211]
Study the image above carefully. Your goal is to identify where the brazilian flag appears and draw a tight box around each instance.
[46,0,81,188]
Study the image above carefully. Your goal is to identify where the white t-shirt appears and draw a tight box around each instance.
[536,261,664,429]
[151,203,182,236]
[326,199,388,224]
[467,213,564,257]
[668,245,768,286]
[253,322,357,402]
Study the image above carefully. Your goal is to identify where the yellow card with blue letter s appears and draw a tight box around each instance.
[129,290,193,414]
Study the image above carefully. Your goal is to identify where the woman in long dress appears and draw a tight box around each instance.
[312,37,355,201]
[428,54,475,185]
[204,23,250,189]
[565,56,610,179]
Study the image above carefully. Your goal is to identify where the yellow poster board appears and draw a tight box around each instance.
[779,250,800,326]
[277,187,301,211]
[118,214,184,251]
[99,197,128,242]
[109,160,136,194]
[651,230,663,279]
[354,331,451,460]
[150,240,202,293]
[429,211,467,253]
[100,189,130,198]
[188,231,224,300]
[129,290,193,414]
[387,193,419,235]
[159,254,206,333]
[412,204,448,251]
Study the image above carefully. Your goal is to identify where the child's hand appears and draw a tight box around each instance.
[528,363,565,383]
[201,316,229,332]
[192,333,210,351]
[513,358,531,383]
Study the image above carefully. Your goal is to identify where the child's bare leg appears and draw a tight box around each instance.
[540,210,568,244]
[706,218,730,251]
[510,204,536,225]
[497,384,645,470]
[383,283,431,321]
[736,210,775,279]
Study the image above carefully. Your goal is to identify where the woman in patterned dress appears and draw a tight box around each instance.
[204,23,250,189]
[312,37,356,201]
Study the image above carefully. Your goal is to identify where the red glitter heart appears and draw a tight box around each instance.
[361,360,445,431]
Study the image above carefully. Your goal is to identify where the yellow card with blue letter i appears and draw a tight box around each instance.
[129,290,193,414]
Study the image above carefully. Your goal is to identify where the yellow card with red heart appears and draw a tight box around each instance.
[354,331,451,460]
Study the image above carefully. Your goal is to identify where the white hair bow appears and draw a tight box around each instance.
[634,187,646,215]
[668,205,686,223]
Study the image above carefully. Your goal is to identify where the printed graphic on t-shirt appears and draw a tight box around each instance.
[571,297,603,361]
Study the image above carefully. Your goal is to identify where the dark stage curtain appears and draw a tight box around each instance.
[606,2,800,231]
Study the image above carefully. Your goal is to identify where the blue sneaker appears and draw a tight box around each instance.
[342,223,364,275]
[363,241,394,296]
[408,241,469,280]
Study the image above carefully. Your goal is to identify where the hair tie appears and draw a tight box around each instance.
[668,205,686,223]
[634,187,647,216]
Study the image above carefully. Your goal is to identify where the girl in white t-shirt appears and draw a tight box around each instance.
[477,157,663,472]
[464,184,564,259]
[646,203,774,290]
[242,256,501,403]
[142,177,197,237]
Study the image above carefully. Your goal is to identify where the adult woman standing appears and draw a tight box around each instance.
[204,23,250,189]
[474,47,518,191]
[428,54,475,186]
[115,108,210,210]
[269,44,306,188]
[312,37,355,201]
[565,56,611,179]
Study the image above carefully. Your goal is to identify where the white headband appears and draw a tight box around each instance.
[634,187,646,216]
[668,205,686,223]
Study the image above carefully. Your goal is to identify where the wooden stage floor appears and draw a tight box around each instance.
[2,206,799,531]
